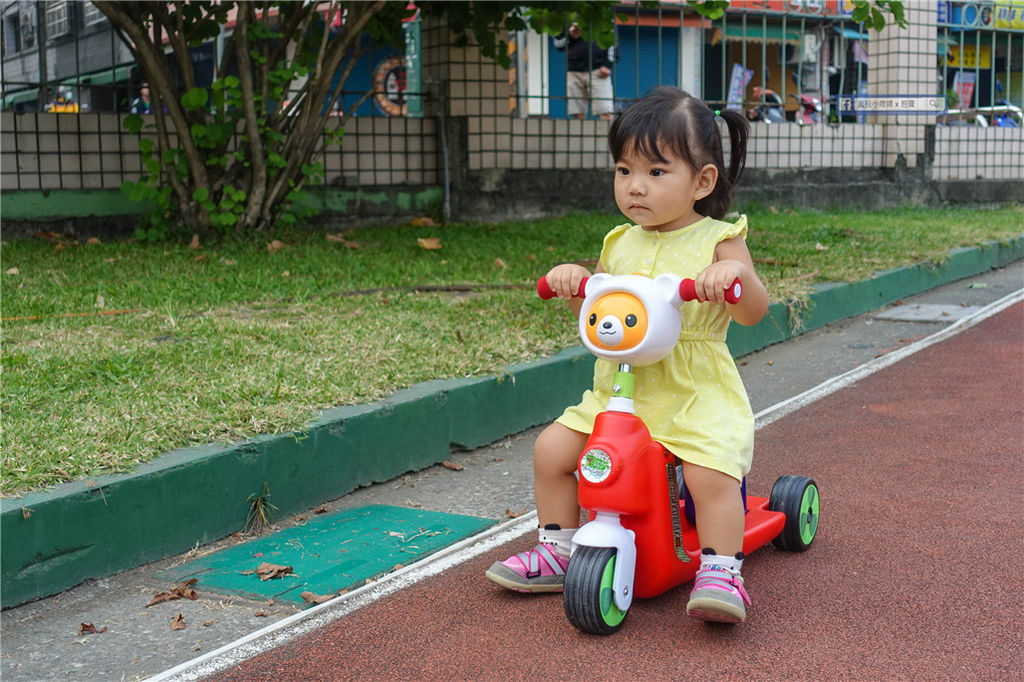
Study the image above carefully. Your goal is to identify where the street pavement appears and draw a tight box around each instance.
[1,262,1021,681]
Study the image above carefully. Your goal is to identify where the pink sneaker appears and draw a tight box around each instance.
[686,564,752,623]
[485,543,569,593]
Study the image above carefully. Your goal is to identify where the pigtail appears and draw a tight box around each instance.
[719,109,749,189]
[695,107,749,219]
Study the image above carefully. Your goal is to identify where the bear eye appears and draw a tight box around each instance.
[588,313,597,326]
[625,314,638,327]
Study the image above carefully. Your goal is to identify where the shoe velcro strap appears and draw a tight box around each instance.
[520,544,565,579]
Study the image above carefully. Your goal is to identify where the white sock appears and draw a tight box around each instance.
[538,526,577,558]
[701,551,743,576]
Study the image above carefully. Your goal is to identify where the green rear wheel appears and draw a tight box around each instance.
[563,546,628,635]
[769,475,820,551]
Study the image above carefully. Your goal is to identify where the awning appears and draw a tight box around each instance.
[60,64,134,87]
[1,89,40,108]
[716,22,802,44]
[721,24,802,44]
[833,25,868,40]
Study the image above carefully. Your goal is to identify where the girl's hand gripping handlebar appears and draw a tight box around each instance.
[678,277,742,304]
[537,275,741,304]
[537,276,589,300]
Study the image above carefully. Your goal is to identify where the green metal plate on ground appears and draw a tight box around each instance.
[156,505,496,604]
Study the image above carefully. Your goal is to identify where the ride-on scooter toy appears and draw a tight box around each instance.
[537,272,819,635]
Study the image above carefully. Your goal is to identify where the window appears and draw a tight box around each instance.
[46,0,70,38]
[2,10,21,55]
[20,4,35,49]
[82,2,105,27]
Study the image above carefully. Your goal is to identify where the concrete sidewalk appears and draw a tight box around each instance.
[1,261,1022,681]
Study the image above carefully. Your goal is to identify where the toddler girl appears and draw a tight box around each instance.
[486,87,768,623]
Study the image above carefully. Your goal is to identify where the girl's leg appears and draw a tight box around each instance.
[682,462,751,623]
[681,462,744,554]
[533,422,588,529]
[484,422,587,593]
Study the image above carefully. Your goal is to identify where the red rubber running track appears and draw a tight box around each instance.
[211,303,1023,680]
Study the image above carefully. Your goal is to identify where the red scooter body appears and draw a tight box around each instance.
[578,410,787,599]
[536,273,818,633]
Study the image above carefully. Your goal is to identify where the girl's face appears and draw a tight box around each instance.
[613,143,715,232]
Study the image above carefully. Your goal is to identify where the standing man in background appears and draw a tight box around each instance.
[553,22,618,120]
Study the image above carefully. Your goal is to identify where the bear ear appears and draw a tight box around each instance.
[654,273,683,306]
[585,273,612,298]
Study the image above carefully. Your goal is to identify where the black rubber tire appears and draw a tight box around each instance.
[562,546,628,635]
[768,475,820,551]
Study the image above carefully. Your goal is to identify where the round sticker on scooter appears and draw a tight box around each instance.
[580,448,612,483]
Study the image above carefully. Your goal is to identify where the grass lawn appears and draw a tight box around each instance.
[2,204,1022,495]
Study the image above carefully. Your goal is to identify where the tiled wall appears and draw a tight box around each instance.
[934,125,1024,181]
[3,7,1021,193]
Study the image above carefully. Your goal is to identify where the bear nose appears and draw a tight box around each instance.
[602,321,613,329]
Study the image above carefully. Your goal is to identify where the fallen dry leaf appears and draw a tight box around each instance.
[78,623,107,636]
[255,562,293,581]
[314,505,329,514]
[254,611,269,617]
[281,270,291,277]
[202,620,216,627]
[441,460,463,471]
[505,508,526,518]
[407,216,437,228]
[300,591,335,605]
[815,242,829,251]
[6,267,19,275]
[170,614,187,631]
[147,579,198,607]
[417,237,442,250]
[267,239,285,253]
[189,234,201,250]
[493,258,508,269]
[86,237,101,245]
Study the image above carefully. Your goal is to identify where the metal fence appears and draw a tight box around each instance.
[1,1,1021,195]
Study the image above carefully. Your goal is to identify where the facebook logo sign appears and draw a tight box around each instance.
[838,95,948,114]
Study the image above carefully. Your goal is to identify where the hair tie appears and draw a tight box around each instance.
[714,109,721,117]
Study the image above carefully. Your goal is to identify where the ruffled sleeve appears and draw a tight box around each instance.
[598,223,634,273]
[715,214,748,244]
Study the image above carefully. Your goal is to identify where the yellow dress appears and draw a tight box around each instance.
[557,215,754,481]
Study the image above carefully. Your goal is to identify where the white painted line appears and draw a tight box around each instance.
[149,510,537,681]
[152,288,1022,682]
[754,288,1022,431]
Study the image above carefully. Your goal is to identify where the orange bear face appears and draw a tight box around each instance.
[584,292,649,350]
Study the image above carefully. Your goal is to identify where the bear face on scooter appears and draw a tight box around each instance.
[579,273,684,367]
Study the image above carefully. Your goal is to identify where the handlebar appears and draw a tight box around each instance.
[537,276,589,300]
[537,276,741,304]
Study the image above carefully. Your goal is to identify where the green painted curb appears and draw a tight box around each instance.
[1,238,1021,608]
[0,186,443,221]
[0,189,151,218]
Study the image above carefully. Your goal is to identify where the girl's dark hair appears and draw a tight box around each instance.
[608,86,749,219]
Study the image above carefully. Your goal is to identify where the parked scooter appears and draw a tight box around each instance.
[789,72,821,124]
[789,92,821,124]
[746,86,784,123]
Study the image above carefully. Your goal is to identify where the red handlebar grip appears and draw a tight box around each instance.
[537,276,556,300]
[536,276,588,300]
[679,277,742,304]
